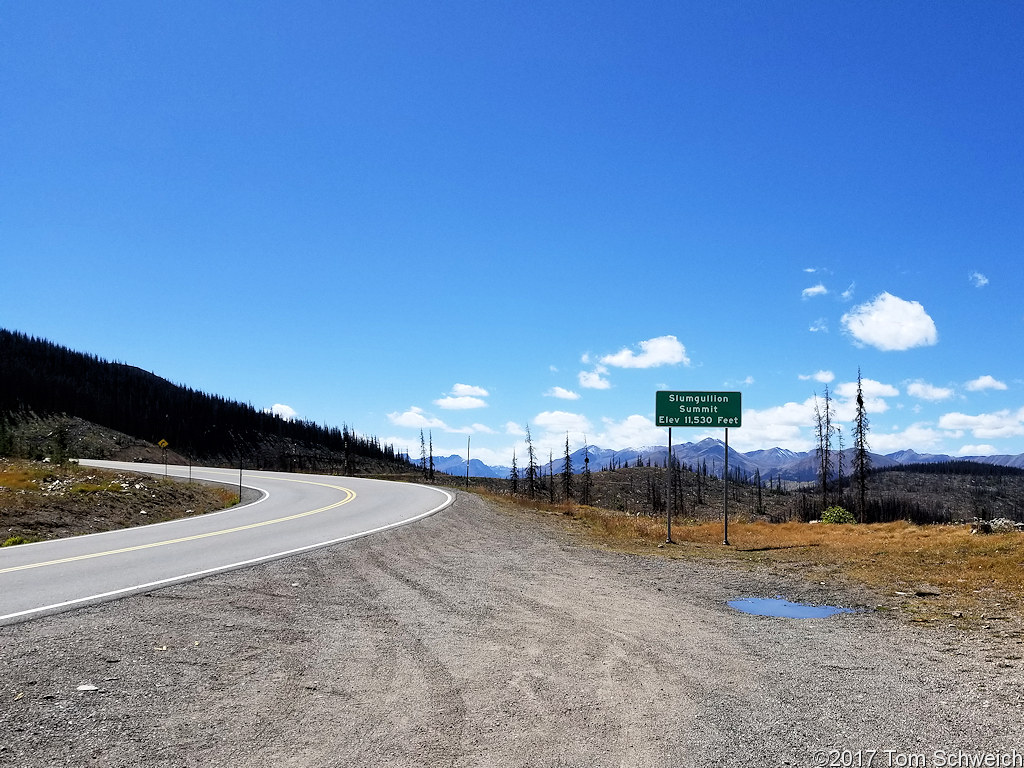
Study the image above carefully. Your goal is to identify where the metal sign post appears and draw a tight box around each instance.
[655,392,741,546]
[724,428,730,546]
[667,427,673,543]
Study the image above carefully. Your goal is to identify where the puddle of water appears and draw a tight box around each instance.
[728,596,854,619]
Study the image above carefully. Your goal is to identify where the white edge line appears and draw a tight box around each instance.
[0,486,455,625]
[4,470,270,549]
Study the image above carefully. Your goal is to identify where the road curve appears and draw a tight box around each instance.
[0,461,452,625]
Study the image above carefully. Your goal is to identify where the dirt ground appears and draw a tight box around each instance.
[0,460,240,543]
[2,491,1023,768]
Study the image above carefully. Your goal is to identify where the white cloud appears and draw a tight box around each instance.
[869,423,948,453]
[525,411,595,458]
[505,421,526,437]
[435,383,489,409]
[593,414,666,450]
[828,378,898,421]
[970,272,989,288]
[470,423,496,434]
[723,398,819,452]
[434,395,487,410]
[802,283,828,299]
[450,383,489,397]
[841,282,855,301]
[938,408,1024,439]
[756,399,819,427]
[266,403,298,421]
[840,292,938,351]
[965,374,1007,392]
[545,386,580,400]
[387,406,447,430]
[579,366,611,389]
[835,378,899,400]
[599,335,690,369]
[809,318,828,333]
[956,444,998,456]
[725,424,812,453]
[534,410,593,436]
[906,380,954,401]
[799,370,835,383]
[463,445,517,468]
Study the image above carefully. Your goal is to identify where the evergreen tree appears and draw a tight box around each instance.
[853,367,872,522]
[428,431,435,483]
[581,441,592,505]
[0,330,407,471]
[670,451,683,516]
[419,429,427,479]
[814,385,836,511]
[548,450,555,503]
[525,424,538,499]
[0,416,13,456]
[836,425,845,504]
[509,450,519,496]
[562,433,574,501]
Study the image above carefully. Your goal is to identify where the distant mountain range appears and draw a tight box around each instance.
[412,439,1024,483]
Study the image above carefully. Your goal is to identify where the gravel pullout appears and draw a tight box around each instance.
[2,492,1022,767]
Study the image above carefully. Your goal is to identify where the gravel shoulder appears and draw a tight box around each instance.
[2,491,1022,767]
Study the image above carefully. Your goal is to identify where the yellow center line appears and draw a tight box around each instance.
[0,477,356,575]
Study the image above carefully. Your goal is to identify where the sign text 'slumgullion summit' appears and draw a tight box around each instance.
[655,391,742,427]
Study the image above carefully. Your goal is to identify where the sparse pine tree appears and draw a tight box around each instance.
[525,425,538,499]
[562,433,574,501]
[0,417,12,457]
[549,450,555,503]
[814,396,826,509]
[670,452,682,516]
[419,430,427,479]
[509,450,519,496]
[853,368,872,522]
[836,425,845,505]
[581,441,592,505]
[428,431,435,483]
[814,385,836,511]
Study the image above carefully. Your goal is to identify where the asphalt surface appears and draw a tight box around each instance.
[2,491,1022,768]
[0,461,452,625]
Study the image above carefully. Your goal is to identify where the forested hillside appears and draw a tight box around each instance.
[0,329,409,473]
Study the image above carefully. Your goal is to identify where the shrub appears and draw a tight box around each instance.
[821,505,857,524]
[2,535,29,547]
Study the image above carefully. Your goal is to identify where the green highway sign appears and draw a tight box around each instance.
[656,391,742,428]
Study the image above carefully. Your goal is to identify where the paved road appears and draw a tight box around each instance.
[3,491,1022,767]
[0,461,452,625]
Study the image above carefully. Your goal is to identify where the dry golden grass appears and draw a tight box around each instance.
[0,462,59,491]
[0,459,242,541]
[211,486,241,507]
[478,491,1024,622]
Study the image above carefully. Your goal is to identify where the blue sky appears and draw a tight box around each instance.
[3,2,1022,466]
